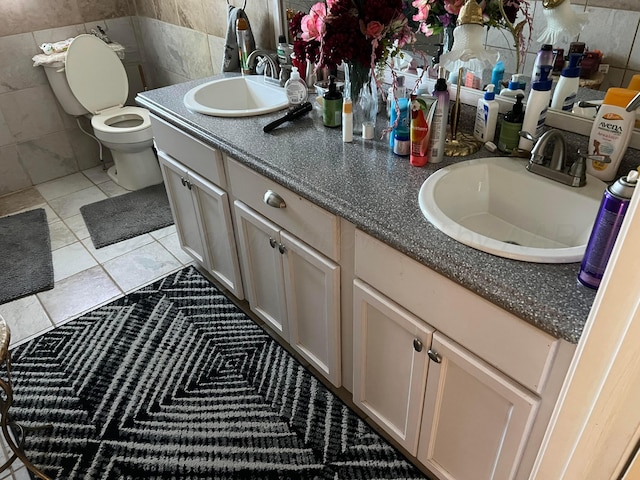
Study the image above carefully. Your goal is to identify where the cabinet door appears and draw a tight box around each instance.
[353,279,433,455]
[188,170,244,299]
[418,332,539,480]
[158,152,206,265]
[281,230,341,387]
[234,201,288,339]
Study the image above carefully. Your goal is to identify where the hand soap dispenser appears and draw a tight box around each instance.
[498,94,525,154]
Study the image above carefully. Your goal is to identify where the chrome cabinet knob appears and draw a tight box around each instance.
[263,190,286,208]
[427,349,442,363]
[413,338,423,352]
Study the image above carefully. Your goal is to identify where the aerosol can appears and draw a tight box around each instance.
[578,170,638,289]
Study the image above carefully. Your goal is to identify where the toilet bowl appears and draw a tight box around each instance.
[61,34,162,191]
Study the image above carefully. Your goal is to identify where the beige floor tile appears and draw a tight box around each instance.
[49,220,78,250]
[82,164,113,184]
[52,242,98,282]
[37,266,122,325]
[158,232,193,265]
[97,180,129,197]
[47,186,107,219]
[149,224,177,240]
[0,295,54,347]
[63,214,90,240]
[0,188,45,216]
[35,172,94,201]
[102,242,182,292]
[81,233,155,264]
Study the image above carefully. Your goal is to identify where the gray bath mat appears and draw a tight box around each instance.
[80,183,174,249]
[0,208,54,304]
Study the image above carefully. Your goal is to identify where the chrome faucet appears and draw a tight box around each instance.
[521,129,587,187]
[246,50,281,83]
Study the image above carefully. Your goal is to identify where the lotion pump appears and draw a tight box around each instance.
[551,53,581,112]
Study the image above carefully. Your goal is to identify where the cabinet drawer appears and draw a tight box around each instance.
[227,157,339,261]
[354,230,560,394]
[150,114,225,188]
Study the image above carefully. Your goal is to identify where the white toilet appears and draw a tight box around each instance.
[44,34,162,191]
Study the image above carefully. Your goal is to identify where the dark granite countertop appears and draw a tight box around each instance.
[137,74,598,344]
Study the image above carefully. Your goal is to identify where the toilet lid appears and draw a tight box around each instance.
[65,34,128,115]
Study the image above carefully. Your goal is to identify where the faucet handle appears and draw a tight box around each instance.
[519,130,537,143]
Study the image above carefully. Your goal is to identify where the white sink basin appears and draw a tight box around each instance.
[183,76,289,117]
[418,157,607,263]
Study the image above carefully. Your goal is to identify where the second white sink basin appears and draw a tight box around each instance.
[184,76,289,117]
[418,157,607,263]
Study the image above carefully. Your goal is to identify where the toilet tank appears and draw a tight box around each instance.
[42,63,89,116]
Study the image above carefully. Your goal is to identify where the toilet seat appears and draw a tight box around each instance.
[91,106,152,134]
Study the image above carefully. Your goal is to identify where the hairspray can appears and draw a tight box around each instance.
[578,170,638,289]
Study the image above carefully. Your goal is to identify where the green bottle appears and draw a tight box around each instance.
[498,94,525,154]
[323,76,343,128]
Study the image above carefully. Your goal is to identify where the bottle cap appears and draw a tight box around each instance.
[343,98,352,114]
[507,74,520,90]
[603,87,639,108]
[362,122,374,139]
[609,170,638,199]
[541,44,553,52]
[278,34,287,44]
[484,84,495,101]
[562,53,582,78]
[532,65,552,91]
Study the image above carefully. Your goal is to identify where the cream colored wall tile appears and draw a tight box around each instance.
[66,125,103,171]
[0,33,48,94]
[247,1,275,50]
[76,0,132,22]
[0,0,83,37]
[0,145,31,197]
[629,34,640,71]
[17,132,78,185]
[622,69,640,88]
[208,35,226,75]
[105,17,142,64]
[154,0,180,25]
[0,85,64,141]
[587,0,640,11]
[134,0,158,19]
[599,66,626,91]
[32,24,86,45]
[203,0,229,37]
[125,64,146,103]
[177,0,206,33]
[580,7,640,69]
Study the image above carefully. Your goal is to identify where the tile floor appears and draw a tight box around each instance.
[0,166,193,479]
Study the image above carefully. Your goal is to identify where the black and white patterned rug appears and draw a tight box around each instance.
[10,266,429,479]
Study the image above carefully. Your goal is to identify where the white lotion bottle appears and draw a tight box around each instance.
[498,74,526,99]
[551,53,581,112]
[342,98,353,143]
[284,66,308,107]
[587,88,638,181]
[519,66,553,152]
[473,84,498,143]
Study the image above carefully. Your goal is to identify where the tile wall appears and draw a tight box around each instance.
[1,0,639,197]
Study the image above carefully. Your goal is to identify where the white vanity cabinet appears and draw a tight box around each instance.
[353,230,575,480]
[228,158,342,387]
[151,115,244,299]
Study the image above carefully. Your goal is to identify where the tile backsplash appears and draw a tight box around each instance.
[1,0,639,196]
